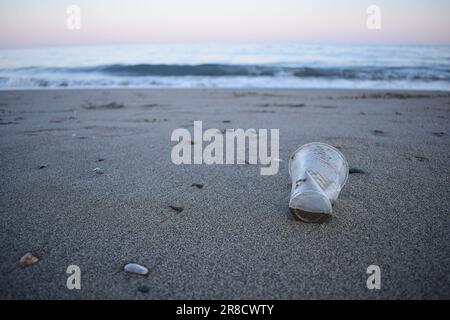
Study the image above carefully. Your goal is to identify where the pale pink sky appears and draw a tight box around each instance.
[0,0,449,48]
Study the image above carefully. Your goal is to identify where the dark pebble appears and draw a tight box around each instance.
[169,205,184,213]
[432,132,446,137]
[191,183,204,189]
[38,165,47,169]
[414,156,428,162]
[222,120,231,123]
[349,168,366,174]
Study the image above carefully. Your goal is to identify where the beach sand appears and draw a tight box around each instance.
[0,88,449,299]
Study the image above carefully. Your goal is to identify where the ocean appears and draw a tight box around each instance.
[0,43,449,90]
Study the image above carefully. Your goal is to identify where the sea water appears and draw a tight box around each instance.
[0,42,449,90]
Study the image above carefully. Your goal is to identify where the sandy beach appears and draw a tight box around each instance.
[0,88,449,299]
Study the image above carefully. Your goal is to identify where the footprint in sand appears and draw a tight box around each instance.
[373,129,387,136]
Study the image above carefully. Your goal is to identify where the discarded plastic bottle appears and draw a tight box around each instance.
[289,142,349,223]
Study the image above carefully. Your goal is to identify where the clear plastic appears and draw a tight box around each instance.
[288,142,349,223]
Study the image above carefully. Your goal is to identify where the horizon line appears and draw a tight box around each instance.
[1,39,450,51]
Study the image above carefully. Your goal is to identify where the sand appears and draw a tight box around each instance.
[0,88,449,299]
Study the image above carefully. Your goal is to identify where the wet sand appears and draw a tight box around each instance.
[0,88,449,299]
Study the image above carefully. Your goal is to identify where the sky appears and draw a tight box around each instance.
[0,0,449,48]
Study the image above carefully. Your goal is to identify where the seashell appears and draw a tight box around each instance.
[93,167,104,174]
[20,253,39,266]
[124,263,148,275]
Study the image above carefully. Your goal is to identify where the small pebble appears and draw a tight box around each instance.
[191,183,204,189]
[20,253,39,266]
[373,129,385,135]
[432,132,446,137]
[414,156,428,162]
[222,120,231,123]
[97,158,105,162]
[93,167,104,174]
[124,263,148,275]
[38,165,47,169]
[169,205,184,213]
[349,168,367,174]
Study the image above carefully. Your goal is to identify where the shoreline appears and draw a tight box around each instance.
[1,87,449,93]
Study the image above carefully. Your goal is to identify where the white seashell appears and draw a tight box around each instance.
[93,167,104,174]
[20,253,39,266]
[124,263,148,275]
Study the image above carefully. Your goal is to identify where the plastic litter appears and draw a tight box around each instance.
[289,142,349,223]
